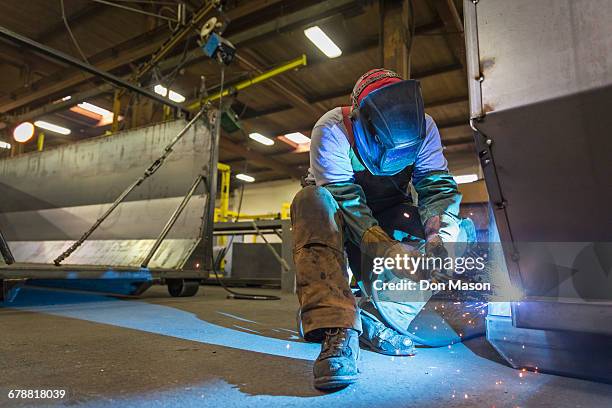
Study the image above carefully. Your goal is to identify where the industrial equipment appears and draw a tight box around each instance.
[199,17,236,66]
[0,14,308,301]
[0,115,218,299]
[463,0,612,383]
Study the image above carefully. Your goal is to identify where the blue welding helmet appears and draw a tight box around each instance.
[352,80,426,176]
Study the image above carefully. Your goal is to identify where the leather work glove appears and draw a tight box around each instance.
[361,225,429,281]
[423,215,455,283]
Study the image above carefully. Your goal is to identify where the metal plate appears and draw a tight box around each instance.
[473,0,612,114]
[0,119,212,269]
[0,120,211,211]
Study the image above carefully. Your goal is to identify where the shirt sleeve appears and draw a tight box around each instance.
[310,113,354,186]
[411,114,449,186]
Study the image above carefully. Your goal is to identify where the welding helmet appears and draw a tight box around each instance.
[351,80,426,176]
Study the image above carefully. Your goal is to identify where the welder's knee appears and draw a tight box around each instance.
[291,186,344,252]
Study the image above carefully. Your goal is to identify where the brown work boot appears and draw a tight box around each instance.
[313,328,360,390]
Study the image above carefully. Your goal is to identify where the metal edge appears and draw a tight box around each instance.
[464,0,483,119]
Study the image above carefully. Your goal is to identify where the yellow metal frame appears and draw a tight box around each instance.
[214,163,291,223]
[187,54,308,111]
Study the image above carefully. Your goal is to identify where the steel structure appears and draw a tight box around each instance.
[464,0,612,383]
[0,116,218,272]
[0,16,310,298]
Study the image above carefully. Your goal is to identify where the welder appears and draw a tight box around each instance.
[291,69,469,390]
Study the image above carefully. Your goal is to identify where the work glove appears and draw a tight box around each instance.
[424,215,455,283]
[361,225,429,281]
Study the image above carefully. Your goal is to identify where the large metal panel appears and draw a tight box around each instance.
[465,0,612,380]
[0,119,212,269]
[0,120,210,211]
[467,0,612,117]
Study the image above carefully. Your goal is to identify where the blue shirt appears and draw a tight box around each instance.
[307,107,448,186]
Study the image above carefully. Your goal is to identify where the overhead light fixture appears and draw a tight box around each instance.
[70,102,122,127]
[236,173,255,183]
[154,84,186,103]
[304,26,342,58]
[284,132,311,144]
[13,122,35,143]
[77,102,112,117]
[53,95,72,104]
[278,131,311,153]
[453,174,479,184]
[0,141,11,150]
[249,132,274,146]
[34,120,71,135]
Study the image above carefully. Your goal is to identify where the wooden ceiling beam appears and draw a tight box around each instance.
[431,0,466,72]
[1,0,357,115]
[241,64,466,120]
[35,3,107,42]
[219,137,304,179]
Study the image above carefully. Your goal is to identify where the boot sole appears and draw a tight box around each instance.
[314,375,359,390]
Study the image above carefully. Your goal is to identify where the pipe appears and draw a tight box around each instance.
[186,54,308,111]
[141,174,204,268]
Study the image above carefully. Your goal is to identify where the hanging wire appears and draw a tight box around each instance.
[208,65,280,301]
[60,0,90,63]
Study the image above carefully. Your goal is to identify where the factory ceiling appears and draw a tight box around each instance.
[0,0,475,184]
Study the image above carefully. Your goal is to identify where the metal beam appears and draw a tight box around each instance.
[0,1,217,114]
[186,54,309,111]
[0,26,188,114]
[2,0,357,117]
[236,50,324,117]
[241,65,466,120]
[0,31,166,113]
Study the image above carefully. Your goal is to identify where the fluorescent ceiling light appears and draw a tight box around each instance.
[0,141,11,149]
[236,173,255,183]
[249,132,274,146]
[453,174,479,184]
[54,95,72,103]
[70,102,122,127]
[34,120,71,135]
[78,102,113,117]
[154,84,186,103]
[304,26,342,58]
[284,132,310,144]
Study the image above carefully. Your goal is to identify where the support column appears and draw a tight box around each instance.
[37,132,45,151]
[381,0,413,78]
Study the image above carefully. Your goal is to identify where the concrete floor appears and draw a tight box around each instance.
[1,285,611,408]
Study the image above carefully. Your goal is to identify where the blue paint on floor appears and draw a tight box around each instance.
[6,287,319,361]
[4,287,612,408]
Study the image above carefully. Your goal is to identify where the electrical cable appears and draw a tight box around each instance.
[207,65,279,301]
[60,0,90,63]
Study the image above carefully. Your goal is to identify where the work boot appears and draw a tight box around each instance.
[359,310,416,356]
[313,328,359,390]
